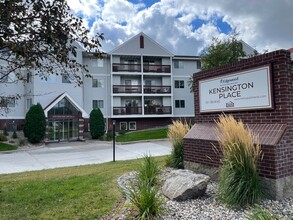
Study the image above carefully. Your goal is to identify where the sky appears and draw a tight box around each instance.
[67,0,293,56]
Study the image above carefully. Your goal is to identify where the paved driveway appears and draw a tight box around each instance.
[0,140,171,174]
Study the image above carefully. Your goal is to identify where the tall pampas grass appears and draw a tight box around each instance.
[215,114,263,208]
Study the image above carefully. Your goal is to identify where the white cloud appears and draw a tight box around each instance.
[69,0,293,55]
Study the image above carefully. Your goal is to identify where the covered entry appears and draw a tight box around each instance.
[44,93,88,142]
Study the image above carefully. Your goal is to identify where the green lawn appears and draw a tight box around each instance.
[0,142,17,151]
[0,156,166,220]
[116,128,168,142]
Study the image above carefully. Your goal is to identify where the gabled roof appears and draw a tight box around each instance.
[110,32,173,56]
[43,92,89,118]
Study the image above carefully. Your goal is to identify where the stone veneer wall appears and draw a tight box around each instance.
[184,50,293,200]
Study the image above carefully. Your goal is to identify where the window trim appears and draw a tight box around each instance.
[175,99,185,108]
[92,100,104,109]
[129,121,136,131]
[175,80,184,88]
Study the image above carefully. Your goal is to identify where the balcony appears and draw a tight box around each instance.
[113,106,142,115]
[143,64,171,73]
[144,106,172,115]
[112,63,171,73]
[112,63,141,72]
[144,86,171,94]
[113,85,142,94]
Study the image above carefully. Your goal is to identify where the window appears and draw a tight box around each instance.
[0,97,16,108]
[175,100,185,108]
[92,58,104,67]
[197,60,201,69]
[174,60,184,69]
[92,79,104,88]
[92,100,104,109]
[129,121,136,130]
[62,76,71,83]
[175,80,184,88]
[120,122,127,131]
[26,98,32,110]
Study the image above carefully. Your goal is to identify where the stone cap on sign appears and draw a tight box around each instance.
[184,123,287,146]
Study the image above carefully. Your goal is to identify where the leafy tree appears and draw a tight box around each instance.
[200,35,246,70]
[24,103,46,143]
[89,108,105,139]
[0,0,103,112]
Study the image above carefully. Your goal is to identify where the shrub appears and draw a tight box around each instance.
[3,123,9,136]
[126,155,164,219]
[18,139,25,146]
[119,128,127,135]
[247,205,280,220]
[166,120,190,169]
[12,131,18,139]
[89,108,105,139]
[105,129,113,141]
[0,134,8,141]
[215,114,263,208]
[24,103,46,143]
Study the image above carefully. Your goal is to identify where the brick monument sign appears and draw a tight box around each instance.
[184,50,293,200]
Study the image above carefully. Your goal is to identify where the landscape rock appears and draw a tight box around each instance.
[162,169,210,201]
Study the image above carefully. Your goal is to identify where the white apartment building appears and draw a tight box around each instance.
[0,33,201,142]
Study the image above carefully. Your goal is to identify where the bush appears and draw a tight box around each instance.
[105,129,113,141]
[119,128,127,135]
[166,120,190,169]
[89,108,105,139]
[18,139,25,146]
[12,131,18,139]
[23,103,46,143]
[0,134,8,141]
[247,205,280,220]
[216,114,263,208]
[126,155,164,219]
[3,123,8,136]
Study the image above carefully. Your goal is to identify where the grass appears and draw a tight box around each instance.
[0,142,17,151]
[0,156,167,220]
[215,114,263,208]
[116,128,168,142]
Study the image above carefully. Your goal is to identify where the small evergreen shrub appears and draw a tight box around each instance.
[166,120,190,169]
[89,108,105,139]
[23,103,46,143]
[0,134,8,141]
[119,128,127,135]
[215,114,263,208]
[3,123,9,136]
[105,129,113,141]
[12,131,18,139]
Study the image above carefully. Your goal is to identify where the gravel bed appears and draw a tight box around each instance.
[116,168,293,220]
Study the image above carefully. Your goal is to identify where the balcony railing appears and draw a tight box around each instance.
[144,86,171,94]
[112,63,171,73]
[112,63,141,72]
[113,106,142,115]
[143,64,171,73]
[144,106,172,115]
[113,85,142,93]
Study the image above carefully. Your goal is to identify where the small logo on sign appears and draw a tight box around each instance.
[226,101,234,107]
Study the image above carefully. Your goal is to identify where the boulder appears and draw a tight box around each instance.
[162,169,210,201]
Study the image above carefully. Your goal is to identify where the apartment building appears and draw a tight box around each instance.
[0,33,200,142]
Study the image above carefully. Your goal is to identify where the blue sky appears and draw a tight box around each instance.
[68,0,293,55]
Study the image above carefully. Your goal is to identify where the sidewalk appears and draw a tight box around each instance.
[0,140,172,174]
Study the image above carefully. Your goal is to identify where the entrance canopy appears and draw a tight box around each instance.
[44,92,89,118]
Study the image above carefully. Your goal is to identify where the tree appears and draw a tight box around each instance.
[200,35,246,70]
[23,103,46,143]
[89,108,105,139]
[0,0,103,112]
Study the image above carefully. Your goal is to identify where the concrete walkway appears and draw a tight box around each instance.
[0,140,172,174]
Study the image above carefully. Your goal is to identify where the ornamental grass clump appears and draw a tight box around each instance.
[127,155,164,220]
[215,114,263,208]
[166,120,190,169]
